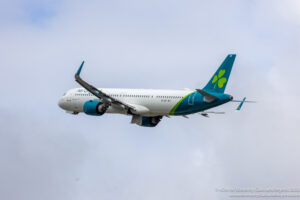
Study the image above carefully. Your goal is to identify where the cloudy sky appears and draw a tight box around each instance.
[0,0,300,199]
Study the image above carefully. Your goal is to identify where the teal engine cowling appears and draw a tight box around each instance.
[140,116,162,127]
[83,100,108,116]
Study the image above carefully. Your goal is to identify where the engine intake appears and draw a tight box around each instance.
[83,100,108,116]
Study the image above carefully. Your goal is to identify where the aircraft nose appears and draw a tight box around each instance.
[58,98,65,109]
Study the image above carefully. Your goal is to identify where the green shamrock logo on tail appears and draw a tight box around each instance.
[212,69,227,88]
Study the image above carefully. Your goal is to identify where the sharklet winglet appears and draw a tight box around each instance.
[76,61,85,76]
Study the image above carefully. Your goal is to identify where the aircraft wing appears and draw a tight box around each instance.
[74,61,136,112]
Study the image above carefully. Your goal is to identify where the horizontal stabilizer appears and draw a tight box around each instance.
[203,111,225,114]
[201,113,209,117]
[236,97,246,110]
[198,111,225,117]
[196,89,219,102]
[231,99,256,103]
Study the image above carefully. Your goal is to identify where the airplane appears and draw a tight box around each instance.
[58,54,252,127]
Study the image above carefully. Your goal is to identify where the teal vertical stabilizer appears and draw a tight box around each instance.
[203,54,236,93]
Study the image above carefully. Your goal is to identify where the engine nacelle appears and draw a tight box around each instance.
[131,116,162,127]
[83,100,108,116]
[141,116,162,127]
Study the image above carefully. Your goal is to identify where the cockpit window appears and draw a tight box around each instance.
[63,93,66,96]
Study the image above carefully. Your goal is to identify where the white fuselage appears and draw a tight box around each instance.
[58,88,194,116]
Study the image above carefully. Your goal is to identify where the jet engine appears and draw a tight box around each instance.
[83,100,108,116]
[131,115,163,127]
[141,116,162,127]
